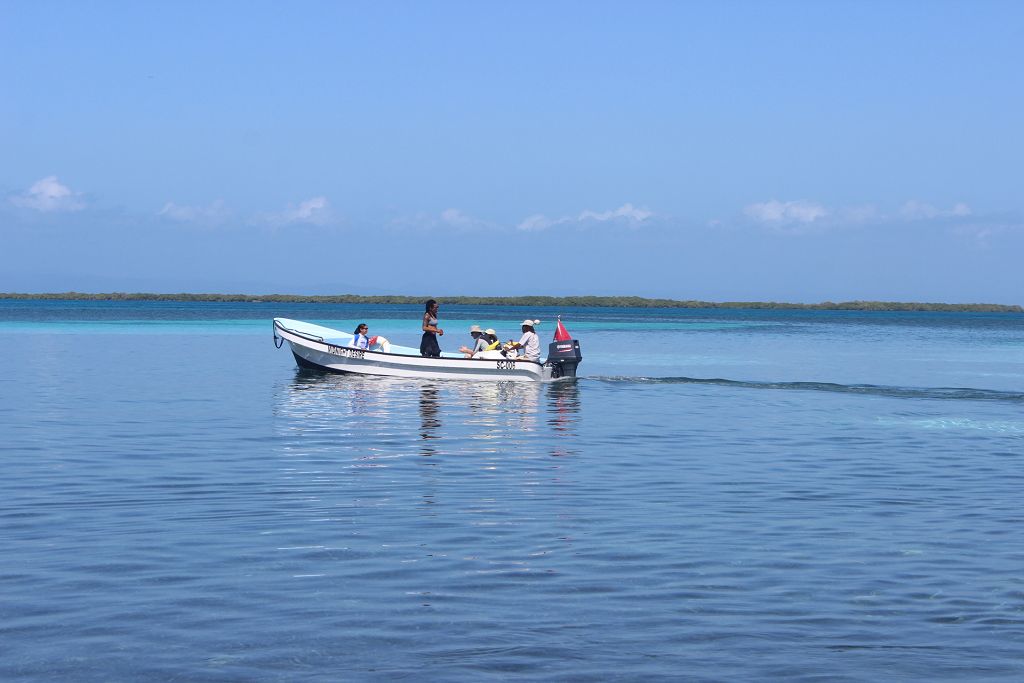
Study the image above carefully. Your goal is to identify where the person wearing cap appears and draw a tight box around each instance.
[459,324,489,358]
[508,319,541,361]
[483,328,501,351]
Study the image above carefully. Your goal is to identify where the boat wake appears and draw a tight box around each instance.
[585,376,1024,403]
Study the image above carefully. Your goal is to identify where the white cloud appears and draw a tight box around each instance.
[260,196,333,226]
[744,200,827,225]
[516,203,654,231]
[899,200,972,220]
[741,198,980,235]
[10,176,85,212]
[283,196,330,224]
[578,203,653,223]
[517,213,555,231]
[439,208,488,229]
[159,199,230,224]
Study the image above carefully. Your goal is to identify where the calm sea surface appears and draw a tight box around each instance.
[2,300,1023,681]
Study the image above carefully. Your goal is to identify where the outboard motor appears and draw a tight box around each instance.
[543,317,582,379]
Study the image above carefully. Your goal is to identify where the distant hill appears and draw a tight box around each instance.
[2,292,1021,313]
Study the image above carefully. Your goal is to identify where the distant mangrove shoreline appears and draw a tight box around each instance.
[1,292,1021,313]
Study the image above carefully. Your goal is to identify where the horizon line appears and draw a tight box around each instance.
[1,292,1021,313]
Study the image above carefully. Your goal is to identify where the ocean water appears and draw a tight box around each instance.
[1,300,1023,681]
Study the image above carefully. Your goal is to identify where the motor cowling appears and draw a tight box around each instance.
[544,339,582,379]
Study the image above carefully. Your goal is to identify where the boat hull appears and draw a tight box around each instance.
[274,318,551,382]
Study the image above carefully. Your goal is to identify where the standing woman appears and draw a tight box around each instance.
[420,299,444,357]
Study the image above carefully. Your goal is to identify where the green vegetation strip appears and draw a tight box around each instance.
[2,292,1021,312]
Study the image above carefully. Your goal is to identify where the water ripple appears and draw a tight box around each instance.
[589,375,1024,403]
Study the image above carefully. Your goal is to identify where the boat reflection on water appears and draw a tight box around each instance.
[414,380,581,458]
[271,370,585,586]
[417,384,441,457]
[275,369,582,462]
[546,380,581,431]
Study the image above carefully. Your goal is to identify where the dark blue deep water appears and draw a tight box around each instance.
[2,300,1023,681]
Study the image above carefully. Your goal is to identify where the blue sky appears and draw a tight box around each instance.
[2,1,1022,303]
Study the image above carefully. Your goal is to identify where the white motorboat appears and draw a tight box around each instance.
[273,317,582,382]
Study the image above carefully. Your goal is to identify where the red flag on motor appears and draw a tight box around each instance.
[553,317,572,341]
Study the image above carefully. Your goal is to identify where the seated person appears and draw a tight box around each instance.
[350,323,371,350]
[459,325,490,357]
[507,319,541,361]
[472,328,506,359]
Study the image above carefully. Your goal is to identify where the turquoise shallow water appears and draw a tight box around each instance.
[2,301,1023,681]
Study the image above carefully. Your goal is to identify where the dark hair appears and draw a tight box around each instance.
[424,299,438,312]
[352,323,368,334]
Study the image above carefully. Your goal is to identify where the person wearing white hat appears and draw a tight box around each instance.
[483,328,501,351]
[459,324,489,358]
[508,319,542,361]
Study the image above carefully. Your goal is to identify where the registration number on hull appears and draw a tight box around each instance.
[327,344,365,359]
[496,360,517,370]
